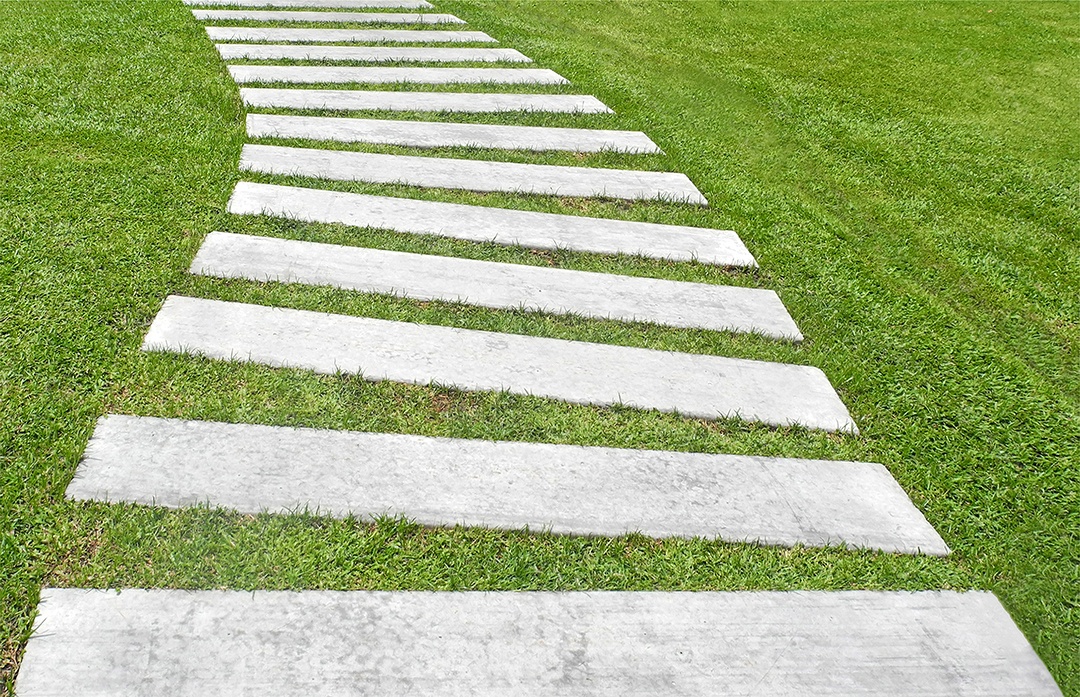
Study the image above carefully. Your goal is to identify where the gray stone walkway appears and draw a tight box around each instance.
[17,589,1060,696]
[28,4,1056,692]
[191,231,797,337]
[186,0,434,7]
[246,114,660,152]
[205,26,496,42]
[227,65,568,84]
[239,145,708,203]
[71,415,944,552]
[227,181,751,264]
[191,9,464,23]
[142,296,857,431]
[216,44,530,61]
[240,88,613,113]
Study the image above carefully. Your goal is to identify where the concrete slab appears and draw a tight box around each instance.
[187,0,433,7]
[70,415,943,552]
[217,44,529,61]
[192,231,797,337]
[228,65,567,84]
[17,589,1060,696]
[191,9,464,22]
[227,182,750,264]
[239,145,707,204]
[142,296,856,431]
[205,26,496,42]
[240,88,612,113]
[246,114,660,153]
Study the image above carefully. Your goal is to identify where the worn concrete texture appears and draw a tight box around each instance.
[217,44,529,62]
[17,589,1060,696]
[239,144,707,204]
[142,296,856,431]
[191,9,464,22]
[205,26,496,42]
[246,113,659,153]
[70,415,944,553]
[192,231,797,337]
[227,182,749,264]
[227,65,568,84]
[186,0,433,7]
[239,88,613,113]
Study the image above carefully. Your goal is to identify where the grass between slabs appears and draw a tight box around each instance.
[1,0,1077,691]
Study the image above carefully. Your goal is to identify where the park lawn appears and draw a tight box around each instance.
[1,0,1076,691]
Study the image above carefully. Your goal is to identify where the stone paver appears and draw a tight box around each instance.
[205,26,496,42]
[240,88,613,113]
[142,296,856,431]
[239,145,708,204]
[71,415,943,552]
[227,182,750,264]
[17,589,1060,696]
[192,231,798,337]
[246,114,661,153]
[227,65,567,84]
[187,0,433,7]
[191,9,464,23]
[217,44,530,61]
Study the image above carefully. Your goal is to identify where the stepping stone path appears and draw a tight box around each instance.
[228,181,751,263]
[240,144,707,202]
[71,415,942,552]
[192,231,798,337]
[143,296,855,430]
[24,3,1058,694]
[18,589,1060,696]
[216,44,531,61]
[246,114,662,152]
[239,87,613,112]
[205,26,496,41]
[227,65,568,84]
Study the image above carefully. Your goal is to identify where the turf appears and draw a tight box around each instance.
[1,0,1077,692]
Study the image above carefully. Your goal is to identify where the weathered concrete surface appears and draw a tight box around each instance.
[17,589,1060,696]
[246,114,660,153]
[217,44,529,62]
[70,415,944,552]
[191,9,463,22]
[227,182,750,264]
[205,26,495,42]
[187,0,433,7]
[240,88,612,113]
[142,296,856,431]
[192,231,797,337]
[239,145,707,204]
[228,65,567,84]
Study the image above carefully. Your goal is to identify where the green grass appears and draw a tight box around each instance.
[1,0,1077,692]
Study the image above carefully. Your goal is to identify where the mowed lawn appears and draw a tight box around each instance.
[1,0,1076,691]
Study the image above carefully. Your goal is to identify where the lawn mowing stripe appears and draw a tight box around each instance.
[246,114,660,153]
[240,88,613,113]
[19,589,1061,696]
[70,415,944,552]
[227,182,749,264]
[142,296,857,431]
[217,44,529,61]
[192,231,798,337]
[239,144,706,203]
[227,65,567,84]
[206,27,496,42]
[191,9,464,23]
[186,0,434,7]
